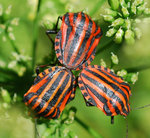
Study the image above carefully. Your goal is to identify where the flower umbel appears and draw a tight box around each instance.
[103,0,150,44]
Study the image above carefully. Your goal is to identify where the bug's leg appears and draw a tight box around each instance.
[125,117,128,138]
[111,116,114,124]
[36,66,40,76]
[35,64,52,76]
[46,16,62,45]
[86,100,95,106]
[66,76,77,105]
[34,119,41,138]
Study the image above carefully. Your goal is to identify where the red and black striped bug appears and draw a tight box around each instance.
[24,66,76,119]
[46,12,103,70]
[78,65,131,123]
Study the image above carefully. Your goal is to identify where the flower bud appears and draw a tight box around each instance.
[0,60,6,67]
[13,93,17,102]
[144,8,150,15]
[126,72,139,84]
[111,18,124,27]
[103,15,114,22]
[1,87,11,103]
[111,52,119,64]
[125,29,135,44]
[2,103,10,109]
[119,0,127,7]
[8,32,15,40]
[122,7,129,17]
[5,5,12,15]
[2,36,7,42]
[0,24,6,30]
[18,66,26,76]
[8,26,13,32]
[105,8,118,17]
[8,61,17,68]
[106,28,117,37]
[131,72,139,84]
[133,0,144,7]
[127,2,131,8]
[137,4,145,15]
[114,28,124,43]
[108,0,119,10]
[134,27,142,39]
[131,4,136,14]
[11,18,19,26]
[100,59,107,67]
[117,69,127,77]
[124,19,131,29]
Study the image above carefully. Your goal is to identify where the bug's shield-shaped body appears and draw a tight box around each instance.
[24,66,76,119]
[55,12,102,70]
[78,65,131,116]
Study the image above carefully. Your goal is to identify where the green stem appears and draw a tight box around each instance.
[89,0,106,16]
[123,64,150,72]
[6,33,20,54]
[75,117,103,138]
[32,0,42,70]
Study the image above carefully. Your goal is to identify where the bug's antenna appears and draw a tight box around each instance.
[132,104,150,110]
[125,117,128,138]
[34,119,41,138]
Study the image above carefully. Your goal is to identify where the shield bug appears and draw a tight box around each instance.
[24,66,76,119]
[78,65,131,123]
[46,12,103,70]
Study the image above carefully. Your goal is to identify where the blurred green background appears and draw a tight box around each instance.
[0,0,150,138]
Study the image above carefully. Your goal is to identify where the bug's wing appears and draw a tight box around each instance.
[24,67,76,119]
[78,65,131,116]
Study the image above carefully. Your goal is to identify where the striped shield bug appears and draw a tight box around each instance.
[46,12,103,70]
[24,66,76,119]
[78,65,131,123]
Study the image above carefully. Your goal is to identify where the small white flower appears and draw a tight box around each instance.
[8,26,13,32]
[2,103,9,108]
[111,52,119,65]
[11,18,19,26]
[2,36,7,42]
[131,72,139,84]
[0,60,6,67]
[8,32,15,40]
[5,5,12,15]
[13,93,17,102]
[100,59,107,67]
[8,60,17,68]
[0,24,6,30]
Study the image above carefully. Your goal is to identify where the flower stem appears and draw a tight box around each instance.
[6,33,20,54]
[32,0,42,71]
[75,117,103,138]
[124,64,150,73]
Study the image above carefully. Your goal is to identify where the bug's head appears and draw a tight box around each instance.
[120,103,130,117]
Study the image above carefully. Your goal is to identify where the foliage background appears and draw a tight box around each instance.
[0,0,150,138]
